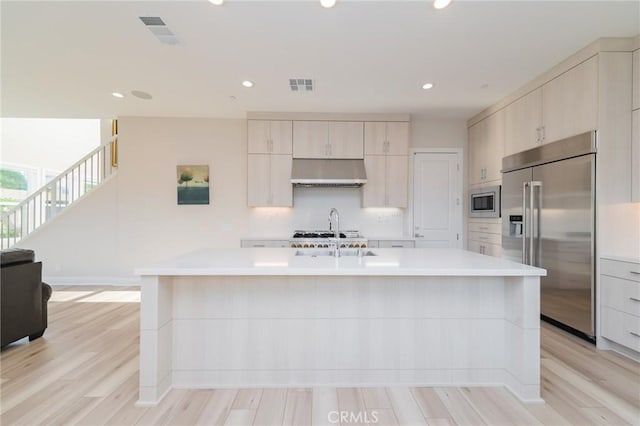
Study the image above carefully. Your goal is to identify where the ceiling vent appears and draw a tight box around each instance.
[289,79,314,92]
[139,16,180,45]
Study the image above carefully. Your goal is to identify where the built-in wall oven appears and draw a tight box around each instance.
[469,185,501,218]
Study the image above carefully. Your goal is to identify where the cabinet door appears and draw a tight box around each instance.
[364,122,387,155]
[328,121,363,158]
[247,154,270,206]
[504,88,542,156]
[270,154,293,206]
[484,109,505,182]
[247,120,270,154]
[293,121,329,158]
[362,155,386,207]
[269,121,293,154]
[542,55,598,144]
[467,240,482,254]
[386,122,410,155]
[386,155,408,207]
[468,121,485,185]
[633,50,639,111]
[633,110,640,202]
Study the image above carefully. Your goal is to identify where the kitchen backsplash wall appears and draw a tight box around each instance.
[247,187,404,237]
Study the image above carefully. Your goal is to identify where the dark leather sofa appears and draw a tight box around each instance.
[1,248,52,348]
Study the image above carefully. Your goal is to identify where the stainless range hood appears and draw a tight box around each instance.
[291,159,367,187]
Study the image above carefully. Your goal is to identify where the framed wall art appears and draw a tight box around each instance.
[177,165,209,205]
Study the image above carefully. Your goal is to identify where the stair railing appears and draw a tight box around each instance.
[1,139,117,249]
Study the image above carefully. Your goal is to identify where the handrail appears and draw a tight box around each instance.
[1,137,118,248]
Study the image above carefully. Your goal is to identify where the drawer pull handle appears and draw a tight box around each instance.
[630,271,640,275]
[630,332,640,338]
[630,297,640,303]
[391,245,403,248]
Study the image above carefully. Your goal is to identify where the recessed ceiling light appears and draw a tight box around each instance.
[433,0,452,10]
[111,92,125,98]
[320,0,337,8]
[422,83,434,90]
[242,80,254,88]
[208,0,224,5]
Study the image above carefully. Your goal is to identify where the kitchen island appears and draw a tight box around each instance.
[135,248,546,406]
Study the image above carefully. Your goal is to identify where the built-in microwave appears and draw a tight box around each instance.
[469,185,501,218]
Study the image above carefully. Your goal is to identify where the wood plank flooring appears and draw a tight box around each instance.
[1,286,638,425]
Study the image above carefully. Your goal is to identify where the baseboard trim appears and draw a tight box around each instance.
[43,276,141,286]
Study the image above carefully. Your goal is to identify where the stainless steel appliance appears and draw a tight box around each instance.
[501,131,596,342]
[469,185,501,218]
[291,159,367,187]
[289,230,367,248]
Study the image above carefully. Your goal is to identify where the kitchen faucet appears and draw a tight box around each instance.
[328,208,340,257]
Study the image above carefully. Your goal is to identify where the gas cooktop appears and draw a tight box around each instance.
[292,230,361,239]
[289,230,367,248]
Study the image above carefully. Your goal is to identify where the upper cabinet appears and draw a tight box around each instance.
[468,109,505,185]
[362,155,408,208]
[362,121,410,208]
[364,122,410,155]
[541,55,598,144]
[247,154,292,207]
[293,121,363,159]
[633,49,639,111]
[248,120,292,154]
[504,88,542,156]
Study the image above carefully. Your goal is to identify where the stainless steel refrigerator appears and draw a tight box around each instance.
[501,131,596,341]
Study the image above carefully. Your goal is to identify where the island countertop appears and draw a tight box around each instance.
[136,247,546,277]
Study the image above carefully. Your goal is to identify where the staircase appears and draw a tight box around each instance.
[1,140,118,249]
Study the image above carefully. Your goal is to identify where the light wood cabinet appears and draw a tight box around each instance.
[247,120,292,154]
[328,121,364,158]
[241,239,290,248]
[293,121,363,158]
[362,155,408,208]
[633,49,639,111]
[468,110,504,185]
[293,121,328,158]
[364,122,410,155]
[504,88,543,156]
[542,55,598,144]
[467,218,502,258]
[633,110,640,202]
[247,154,292,207]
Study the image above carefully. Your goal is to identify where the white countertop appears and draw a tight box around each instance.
[136,248,546,277]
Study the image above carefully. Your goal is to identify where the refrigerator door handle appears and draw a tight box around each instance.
[522,182,529,265]
[531,181,543,267]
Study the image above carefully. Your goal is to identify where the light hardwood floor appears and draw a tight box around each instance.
[1,286,638,426]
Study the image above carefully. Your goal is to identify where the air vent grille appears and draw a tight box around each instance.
[139,16,179,45]
[139,16,165,26]
[289,79,314,92]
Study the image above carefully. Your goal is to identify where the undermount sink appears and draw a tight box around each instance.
[294,249,377,257]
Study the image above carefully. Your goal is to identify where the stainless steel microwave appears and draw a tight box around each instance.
[469,185,501,218]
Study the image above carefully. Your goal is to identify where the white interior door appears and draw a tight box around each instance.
[413,152,462,248]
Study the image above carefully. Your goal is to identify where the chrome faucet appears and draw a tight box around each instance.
[328,208,340,257]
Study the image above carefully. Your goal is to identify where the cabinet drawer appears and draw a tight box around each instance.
[601,306,640,352]
[241,240,290,248]
[601,258,640,283]
[376,240,415,248]
[601,275,640,317]
[468,222,501,234]
[468,231,501,245]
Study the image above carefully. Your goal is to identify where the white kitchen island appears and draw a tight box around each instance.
[135,248,546,406]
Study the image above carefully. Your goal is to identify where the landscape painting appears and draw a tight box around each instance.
[177,165,209,205]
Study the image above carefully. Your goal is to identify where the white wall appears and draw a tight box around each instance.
[20,116,467,280]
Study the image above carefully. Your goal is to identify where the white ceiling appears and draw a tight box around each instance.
[1,1,639,120]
